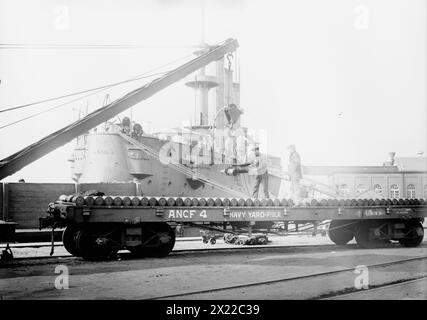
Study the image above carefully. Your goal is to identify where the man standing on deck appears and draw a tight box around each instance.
[220,143,269,198]
[248,145,269,199]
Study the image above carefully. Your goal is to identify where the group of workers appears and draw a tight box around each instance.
[120,115,303,200]
[121,117,144,142]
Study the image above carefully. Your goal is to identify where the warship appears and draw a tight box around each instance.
[68,45,283,199]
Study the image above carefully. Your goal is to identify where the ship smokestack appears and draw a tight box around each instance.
[185,47,218,126]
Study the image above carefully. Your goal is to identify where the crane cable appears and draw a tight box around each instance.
[0,74,169,131]
[0,52,194,115]
[0,39,232,130]
[0,87,110,130]
[0,71,165,115]
[0,66,191,132]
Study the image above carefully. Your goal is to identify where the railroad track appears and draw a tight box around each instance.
[9,241,395,268]
[146,255,427,300]
[3,241,344,262]
[322,275,427,299]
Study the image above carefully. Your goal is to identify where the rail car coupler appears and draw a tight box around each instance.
[40,203,68,229]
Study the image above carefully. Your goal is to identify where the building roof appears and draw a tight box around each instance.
[302,166,399,175]
[395,157,427,172]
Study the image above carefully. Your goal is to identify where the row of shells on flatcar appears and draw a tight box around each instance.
[58,194,427,208]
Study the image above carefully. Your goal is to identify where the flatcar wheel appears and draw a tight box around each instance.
[62,225,79,256]
[129,223,175,258]
[74,228,118,260]
[328,220,355,245]
[355,220,388,249]
[399,220,424,248]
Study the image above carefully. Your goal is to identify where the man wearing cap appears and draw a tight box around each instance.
[121,117,131,135]
[131,123,143,142]
[247,145,269,198]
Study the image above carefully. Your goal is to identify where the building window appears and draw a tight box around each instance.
[406,184,416,199]
[356,184,367,194]
[390,184,400,199]
[339,184,350,195]
[373,184,383,194]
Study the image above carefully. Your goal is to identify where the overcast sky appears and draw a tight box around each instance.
[0,0,426,182]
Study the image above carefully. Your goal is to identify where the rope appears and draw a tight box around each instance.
[0,87,108,130]
[0,72,165,114]
[0,53,194,114]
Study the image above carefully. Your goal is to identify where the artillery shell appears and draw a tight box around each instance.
[84,196,94,206]
[222,198,231,207]
[103,196,113,206]
[148,197,157,206]
[122,196,131,206]
[113,197,123,206]
[131,197,141,206]
[158,197,167,206]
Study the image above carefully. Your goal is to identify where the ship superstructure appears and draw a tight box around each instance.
[68,44,283,198]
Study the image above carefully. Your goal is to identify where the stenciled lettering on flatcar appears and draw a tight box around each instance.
[363,209,385,217]
[168,209,208,219]
[168,209,196,219]
[229,211,282,219]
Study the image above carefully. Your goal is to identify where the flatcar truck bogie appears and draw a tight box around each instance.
[60,222,175,260]
[328,218,424,248]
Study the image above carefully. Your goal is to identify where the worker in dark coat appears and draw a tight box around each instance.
[131,123,143,142]
[248,145,269,198]
[122,117,131,135]
[287,144,303,198]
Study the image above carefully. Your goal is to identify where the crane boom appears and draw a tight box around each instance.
[0,39,239,180]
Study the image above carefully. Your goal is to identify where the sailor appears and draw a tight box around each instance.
[247,144,269,199]
[131,123,143,142]
[121,117,131,135]
[287,144,304,199]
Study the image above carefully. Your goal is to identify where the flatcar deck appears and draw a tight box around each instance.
[40,195,427,260]
[48,196,427,223]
